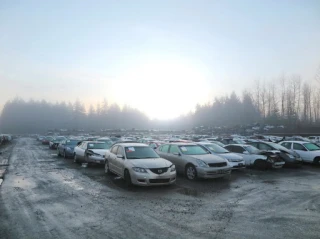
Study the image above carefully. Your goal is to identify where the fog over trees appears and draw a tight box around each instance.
[1,75,319,133]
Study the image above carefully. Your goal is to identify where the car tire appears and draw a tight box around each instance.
[57,150,61,157]
[185,164,197,180]
[254,159,268,170]
[313,157,320,165]
[124,169,132,186]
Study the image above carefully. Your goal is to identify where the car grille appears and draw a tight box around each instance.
[208,162,227,167]
[149,179,170,183]
[149,167,169,174]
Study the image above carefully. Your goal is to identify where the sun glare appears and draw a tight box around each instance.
[113,58,211,120]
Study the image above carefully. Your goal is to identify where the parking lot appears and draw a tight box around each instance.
[0,137,319,239]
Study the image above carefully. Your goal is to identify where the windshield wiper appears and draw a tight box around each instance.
[127,157,141,159]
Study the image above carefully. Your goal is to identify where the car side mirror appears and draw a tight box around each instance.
[173,152,181,156]
[117,154,124,159]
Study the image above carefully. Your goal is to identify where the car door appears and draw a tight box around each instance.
[74,142,82,158]
[108,146,118,173]
[79,142,87,161]
[292,143,310,162]
[167,145,184,173]
[58,140,65,154]
[115,146,126,176]
[157,144,170,158]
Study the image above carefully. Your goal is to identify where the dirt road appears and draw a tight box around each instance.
[0,138,319,239]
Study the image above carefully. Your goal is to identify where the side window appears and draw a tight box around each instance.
[249,142,258,148]
[169,145,180,154]
[82,143,88,149]
[149,143,156,148]
[224,145,234,152]
[259,143,272,151]
[117,146,124,156]
[233,146,245,153]
[293,143,307,151]
[160,144,169,153]
[281,142,292,149]
[111,146,118,154]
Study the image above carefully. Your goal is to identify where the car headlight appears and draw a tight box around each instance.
[196,159,209,167]
[132,167,148,173]
[170,165,176,172]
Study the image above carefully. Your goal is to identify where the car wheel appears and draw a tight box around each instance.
[313,157,320,165]
[73,154,78,164]
[104,161,111,174]
[254,159,268,170]
[185,164,197,180]
[124,169,132,186]
[57,150,61,157]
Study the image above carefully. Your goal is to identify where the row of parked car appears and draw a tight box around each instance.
[36,134,320,186]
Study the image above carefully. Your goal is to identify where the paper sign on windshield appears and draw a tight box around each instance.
[127,147,135,152]
[89,144,94,147]
[181,147,187,152]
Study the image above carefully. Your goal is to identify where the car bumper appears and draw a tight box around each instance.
[228,161,246,170]
[197,166,232,178]
[272,161,285,169]
[87,156,105,164]
[130,171,176,186]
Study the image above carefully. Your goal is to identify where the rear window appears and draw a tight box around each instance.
[303,143,320,151]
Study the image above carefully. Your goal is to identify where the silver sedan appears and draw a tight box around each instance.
[104,143,176,186]
[156,143,232,180]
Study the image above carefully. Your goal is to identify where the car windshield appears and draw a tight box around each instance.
[97,139,113,147]
[303,143,320,151]
[66,140,80,146]
[268,142,289,151]
[87,143,109,149]
[204,144,229,153]
[125,146,160,159]
[179,145,209,155]
[243,145,260,154]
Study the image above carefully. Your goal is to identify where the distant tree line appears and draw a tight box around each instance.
[0,98,149,133]
[1,73,320,133]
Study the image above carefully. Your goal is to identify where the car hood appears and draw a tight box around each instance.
[190,154,227,163]
[216,152,243,161]
[130,158,172,168]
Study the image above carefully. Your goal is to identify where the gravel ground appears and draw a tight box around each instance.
[0,137,319,239]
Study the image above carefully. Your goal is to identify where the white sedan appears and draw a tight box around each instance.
[73,141,110,165]
[104,143,176,186]
[279,141,320,164]
[224,144,285,169]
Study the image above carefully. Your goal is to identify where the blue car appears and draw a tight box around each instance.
[57,139,82,158]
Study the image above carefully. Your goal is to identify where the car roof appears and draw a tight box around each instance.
[165,142,197,146]
[280,141,309,144]
[113,143,148,147]
[196,142,213,145]
[225,144,251,147]
[82,141,106,144]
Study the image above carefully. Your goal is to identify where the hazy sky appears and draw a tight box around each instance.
[0,0,319,119]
